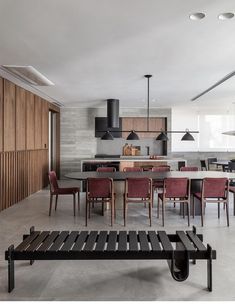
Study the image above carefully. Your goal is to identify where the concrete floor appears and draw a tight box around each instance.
[0,180,235,301]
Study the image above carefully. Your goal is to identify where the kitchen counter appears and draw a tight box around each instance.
[81,157,187,171]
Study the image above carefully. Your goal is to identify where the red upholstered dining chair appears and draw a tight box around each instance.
[180,166,198,171]
[96,167,116,172]
[158,178,191,226]
[123,167,143,172]
[86,178,115,226]
[124,177,153,226]
[152,166,170,204]
[48,171,80,216]
[192,178,229,226]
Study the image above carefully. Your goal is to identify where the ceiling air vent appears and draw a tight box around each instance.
[1,65,54,86]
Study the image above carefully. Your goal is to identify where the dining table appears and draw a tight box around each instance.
[65,170,235,216]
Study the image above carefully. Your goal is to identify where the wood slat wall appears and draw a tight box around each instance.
[0,77,60,212]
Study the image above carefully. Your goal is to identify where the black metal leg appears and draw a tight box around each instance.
[8,245,15,293]
[192,226,196,264]
[29,227,35,265]
[207,244,213,292]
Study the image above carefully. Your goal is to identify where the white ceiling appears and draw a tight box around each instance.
[0,0,235,108]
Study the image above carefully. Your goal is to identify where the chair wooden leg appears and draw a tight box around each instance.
[124,198,126,226]
[114,196,116,219]
[192,196,195,218]
[183,201,185,218]
[77,192,80,214]
[111,198,114,227]
[85,199,88,226]
[187,202,190,226]
[157,196,160,218]
[201,200,204,227]
[149,202,152,227]
[49,194,53,216]
[218,202,220,219]
[162,200,165,227]
[226,201,229,227]
[55,195,58,211]
[102,200,104,216]
[73,194,76,216]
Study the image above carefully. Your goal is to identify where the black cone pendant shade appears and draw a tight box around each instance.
[126,130,139,140]
[181,130,195,141]
[156,132,169,141]
[101,130,114,140]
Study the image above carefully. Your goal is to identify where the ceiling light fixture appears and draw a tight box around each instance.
[189,13,206,20]
[218,12,234,20]
[181,129,195,141]
[156,130,169,141]
[101,130,114,140]
[126,130,140,140]
[1,65,54,86]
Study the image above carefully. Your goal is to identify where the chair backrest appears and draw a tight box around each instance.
[48,171,59,193]
[123,167,143,172]
[202,178,228,198]
[180,166,198,171]
[125,177,152,198]
[96,167,116,172]
[200,160,207,170]
[228,161,235,172]
[87,178,113,198]
[152,166,170,172]
[164,178,190,198]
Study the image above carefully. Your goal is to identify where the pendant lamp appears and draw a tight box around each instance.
[181,129,195,141]
[101,130,114,140]
[126,130,139,140]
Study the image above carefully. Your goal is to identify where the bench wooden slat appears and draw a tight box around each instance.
[129,231,138,251]
[106,231,117,251]
[176,231,195,252]
[26,232,50,252]
[37,231,60,252]
[15,232,40,252]
[48,231,69,251]
[118,231,127,251]
[148,231,161,251]
[186,231,207,251]
[138,231,150,252]
[95,231,108,251]
[61,231,79,251]
[158,231,173,251]
[72,231,88,251]
[83,231,98,252]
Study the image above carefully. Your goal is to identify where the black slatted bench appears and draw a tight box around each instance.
[5,226,216,293]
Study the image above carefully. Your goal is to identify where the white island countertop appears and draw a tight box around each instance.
[81,157,187,162]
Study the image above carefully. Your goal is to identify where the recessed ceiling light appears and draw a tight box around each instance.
[1,65,54,86]
[189,12,206,20]
[218,12,234,20]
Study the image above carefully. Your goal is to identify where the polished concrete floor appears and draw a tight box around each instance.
[0,180,235,301]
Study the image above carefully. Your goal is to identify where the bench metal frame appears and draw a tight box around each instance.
[5,226,216,293]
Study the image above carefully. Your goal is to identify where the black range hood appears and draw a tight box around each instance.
[107,99,119,128]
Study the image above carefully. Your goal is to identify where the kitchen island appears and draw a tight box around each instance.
[81,157,187,171]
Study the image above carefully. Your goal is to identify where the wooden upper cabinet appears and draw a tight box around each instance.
[122,117,166,139]
[3,80,16,152]
[122,118,134,138]
[41,99,49,149]
[0,77,3,152]
[34,96,42,149]
[16,87,26,151]
[26,91,35,150]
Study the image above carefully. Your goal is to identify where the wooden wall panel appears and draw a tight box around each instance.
[0,150,49,211]
[41,100,49,149]
[34,96,42,149]
[3,80,15,151]
[16,86,26,151]
[0,77,3,152]
[26,91,35,150]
